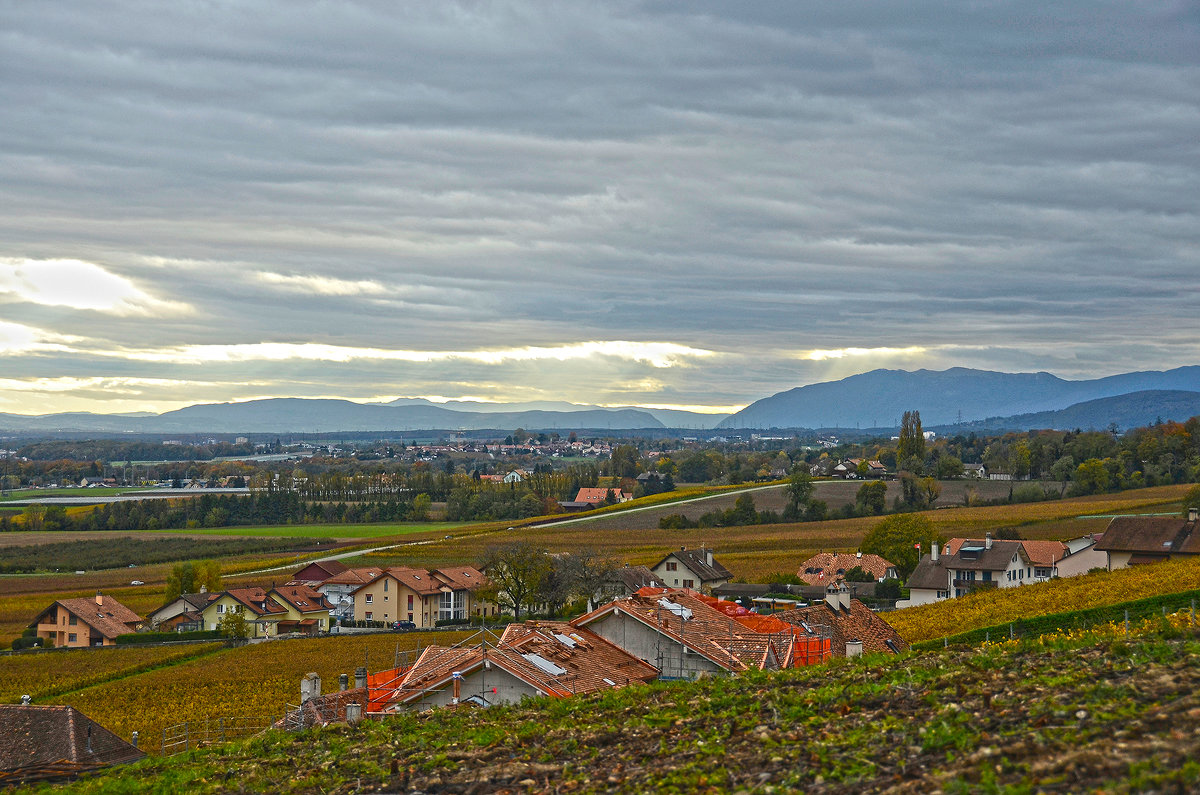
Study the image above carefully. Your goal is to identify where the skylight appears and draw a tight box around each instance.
[553,633,576,648]
[657,598,692,621]
[522,653,567,676]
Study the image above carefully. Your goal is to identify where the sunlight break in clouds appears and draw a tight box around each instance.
[0,321,77,354]
[117,341,715,367]
[801,346,927,361]
[0,259,190,316]
[255,272,389,296]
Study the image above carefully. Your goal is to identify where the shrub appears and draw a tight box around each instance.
[116,630,224,645]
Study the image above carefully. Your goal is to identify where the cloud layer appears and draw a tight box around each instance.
[1,2,1197,415]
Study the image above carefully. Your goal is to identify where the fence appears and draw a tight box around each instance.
[160,714,282,755]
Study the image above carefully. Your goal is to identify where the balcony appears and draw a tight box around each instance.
[952,579,997,591]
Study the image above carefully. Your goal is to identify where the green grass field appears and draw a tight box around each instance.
[0,487,144,502]
[158,521,472,539]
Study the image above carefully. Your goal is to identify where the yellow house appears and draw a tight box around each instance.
[199,587,287,639]
[30,593,141,648]
[268,585,332,635]
[351,566,488,627]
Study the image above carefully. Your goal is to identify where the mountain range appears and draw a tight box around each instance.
[718,366,1200,429]
[3,366,1200,436]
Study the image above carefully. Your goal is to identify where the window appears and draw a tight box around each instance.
[383,579,388,592]
[69,615,77,626]
[217,604,225,614]
[365,594,373,604]
[68,633,77,643]
[666,562,678,571]
[936,590,949,599]
[408,595,414,609]
[682,579,695,589]
[365,612,372,620]
[982,571,991,582]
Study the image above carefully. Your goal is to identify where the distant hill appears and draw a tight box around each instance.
[946,390,1200,432]
[719,366,1200,429]
[0,399,665,435]
[383,398,726,429]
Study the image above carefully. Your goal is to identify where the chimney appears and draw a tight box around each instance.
[20,694,31,705]
[846,640,863,658]
[856,551,862,559]
[339,673,349,692]
[825,585,839,611]
[301,672,321,703]
[1190,508,1198,522]
[931,542,939,562]
[95,591,103,607]
[354,666,368,689]
[200,585,208,594]
[706,549,713,566]
[985,532,993,550]
[345,702,363,726]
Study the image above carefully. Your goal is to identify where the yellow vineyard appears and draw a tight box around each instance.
[0,642,223,703]
[37,630,473,751]
[885,555,1200,643]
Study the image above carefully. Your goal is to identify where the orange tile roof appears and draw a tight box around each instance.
[320,567,384,586]
[574,487,630,503]
[269,585,330,613]
[775,599,908,656]
[33,595,141,640]
[572,588,829,672]
[797,552,895,585]
[222,587,286,616]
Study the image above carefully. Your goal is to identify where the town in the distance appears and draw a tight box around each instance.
[3,378,1200,790]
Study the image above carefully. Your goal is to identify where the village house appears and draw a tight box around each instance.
[796,552,898,586]
[29,593,141,648]
[199,587,287,639]
[350,566,487,627]
[366,621,659,713]
[1094,510,1200,570]
[0,704,145,785]
[571,588,830,680]
[649,547,732,592]
[146,590,217,632]
[903,533,1105,607]
[308,566,384,622]
[267,585,333,635]
[289,559,349,587]
[599,564,661,602]
[775,583,908,656]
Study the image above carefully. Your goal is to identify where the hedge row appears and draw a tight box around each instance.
[115,629,225,645]
[913,587,1200,652]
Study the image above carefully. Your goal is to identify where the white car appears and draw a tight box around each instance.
[130,580,145,586]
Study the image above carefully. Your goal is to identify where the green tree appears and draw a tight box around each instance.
[217,611,249,639]
[730,493,758,526]
[1181,484,1200,515]
[897,410,925,467]
[165,560,221,602]
[477,541,552,621]
[861,513,939,580]
[1071,458,1111,495]
[843,566,875,583]
[782,465,814,521]
[856,480,887,515]
[609,445,641,479]
[410,493,432,521]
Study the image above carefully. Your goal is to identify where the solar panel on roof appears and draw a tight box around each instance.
[522,653,567,676]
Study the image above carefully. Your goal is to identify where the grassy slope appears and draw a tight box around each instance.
[886,554,1200,644]
[43,623,1200,794]
[3,630,473,755]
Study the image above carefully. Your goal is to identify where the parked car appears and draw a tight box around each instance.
[391,620,416,631]
[130,580,145,586]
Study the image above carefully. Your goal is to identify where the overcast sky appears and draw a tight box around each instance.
[2,1,1198,417]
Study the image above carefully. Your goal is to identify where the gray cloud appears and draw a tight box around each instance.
[0,1,1197,415]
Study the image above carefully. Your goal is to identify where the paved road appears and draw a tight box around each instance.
[240,483,788,576]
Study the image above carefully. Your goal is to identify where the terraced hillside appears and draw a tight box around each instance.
[43,616,1200,793]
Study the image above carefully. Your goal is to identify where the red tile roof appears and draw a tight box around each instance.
[269,585,331,613]
[797,552,895,585]
[572,588,829,672]
[30,595,141,640]
[0,705,144,783]
[775,599,909,656]
[574,487,630,503]
[365,624,656,712]
[320,567,384,586]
